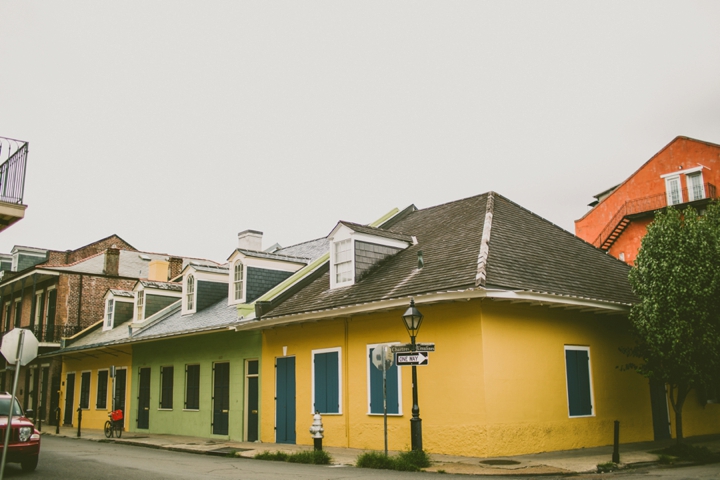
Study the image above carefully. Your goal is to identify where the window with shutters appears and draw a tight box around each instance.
[312,348,341,414]
[79,371,91,409]
[185,364,200,410]
[367,344,402,415]
[160,366,174,409]
[96,370,109,409]
[564,346,594,417]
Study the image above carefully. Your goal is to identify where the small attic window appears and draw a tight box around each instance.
[104,299,114,330]
[334,239,352,285]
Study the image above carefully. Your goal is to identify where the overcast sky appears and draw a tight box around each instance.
[1,1,719,263]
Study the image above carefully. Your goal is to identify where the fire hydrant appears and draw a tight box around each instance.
[309,411,324,451]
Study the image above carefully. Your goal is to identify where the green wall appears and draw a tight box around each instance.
[129,329,261,440]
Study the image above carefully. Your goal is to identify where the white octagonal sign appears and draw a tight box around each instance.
[1,329,39,366]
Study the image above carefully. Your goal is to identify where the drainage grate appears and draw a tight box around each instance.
[480,459,521,466]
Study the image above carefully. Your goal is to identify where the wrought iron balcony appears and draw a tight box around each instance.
[0,324,82,345]
[593,182,718,250]
[0,137,28,205]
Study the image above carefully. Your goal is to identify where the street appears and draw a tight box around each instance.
[1,436,717,479]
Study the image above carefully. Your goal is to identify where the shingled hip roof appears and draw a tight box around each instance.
[263,192,635,320]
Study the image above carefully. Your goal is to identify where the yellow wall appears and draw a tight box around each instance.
[668,388,720,438]
[261,299,669,457]
[60,346,132,430]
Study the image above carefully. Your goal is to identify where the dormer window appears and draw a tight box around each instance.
[136,290,144,321]
[234,261,244,301]
[334,239,352,285]
[186,274,195,311]
[328,222,414,290]
[105,299,114,329]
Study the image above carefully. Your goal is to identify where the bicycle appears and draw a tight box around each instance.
[104,409,123,438]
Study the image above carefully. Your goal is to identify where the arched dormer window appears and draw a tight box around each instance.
[186,274,195,311]
[234,261,244,301]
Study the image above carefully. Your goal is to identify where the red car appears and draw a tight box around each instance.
[0,393,40,472]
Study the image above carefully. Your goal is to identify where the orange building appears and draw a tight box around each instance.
[575,136,720,264]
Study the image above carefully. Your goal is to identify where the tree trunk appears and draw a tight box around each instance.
[670,384,690,445]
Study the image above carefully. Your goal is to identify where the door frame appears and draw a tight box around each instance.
[211,361,230,436]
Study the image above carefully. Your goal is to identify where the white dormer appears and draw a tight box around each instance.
[328,222,414,289]
[102,289,134,331]
[226,249,307,306]
[181,263,229,315]
[133,280,182,322]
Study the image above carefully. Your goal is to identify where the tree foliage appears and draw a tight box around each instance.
[627,202,720,442]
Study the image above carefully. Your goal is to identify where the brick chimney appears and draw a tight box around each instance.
[104,248,120,276]
[168,257,183,280]
[238,230,263,251]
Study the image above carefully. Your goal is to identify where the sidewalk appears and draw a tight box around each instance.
[40,426,720,476]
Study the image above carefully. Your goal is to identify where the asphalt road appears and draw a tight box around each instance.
[2,436,718,479]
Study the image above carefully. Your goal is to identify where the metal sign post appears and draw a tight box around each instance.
[0,330,24,480]
[0,329,39,480]
[371,345,394,457]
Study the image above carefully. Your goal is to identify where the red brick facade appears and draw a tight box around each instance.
[575,137,720,264]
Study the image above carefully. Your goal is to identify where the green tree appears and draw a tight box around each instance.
[627,202,720,443]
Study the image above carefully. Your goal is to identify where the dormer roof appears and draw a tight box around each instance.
[107,289,134,299]
[329,221,415,244]
[137,280,182,292]
[228,249,309,264]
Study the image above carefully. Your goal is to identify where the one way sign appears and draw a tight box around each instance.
[396,351,429,366]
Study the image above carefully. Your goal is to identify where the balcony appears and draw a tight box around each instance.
[593,183,718,250]
[0,325,82,346]
[0,137,28,233]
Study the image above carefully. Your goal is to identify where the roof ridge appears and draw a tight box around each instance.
[475,191,495,287]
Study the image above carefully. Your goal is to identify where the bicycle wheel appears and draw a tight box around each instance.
[104,420,113,438]
[115,423,122,438]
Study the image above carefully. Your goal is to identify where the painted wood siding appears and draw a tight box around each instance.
[354,241,401,281]
[246,267,294,303]
[145,294,178,318]
[196,281,227,311]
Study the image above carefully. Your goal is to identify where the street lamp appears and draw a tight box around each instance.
[402,299,423,451]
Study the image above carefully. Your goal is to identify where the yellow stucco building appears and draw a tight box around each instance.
[244,192,720,456]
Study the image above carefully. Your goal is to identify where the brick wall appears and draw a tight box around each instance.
[66,235,135,265]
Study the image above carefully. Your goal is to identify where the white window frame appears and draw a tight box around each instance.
[665,175,683,206]
[185,274,195,313]
[311,347,343,415]
[233,261,245,302]
[103,298,115,331]
[366,343,403,416]
[33,290,45,327]
[136,289,145,321]
[333,239,353,288]
[563,345,596,418]
[96,368,110,410]
[686,171,705,202]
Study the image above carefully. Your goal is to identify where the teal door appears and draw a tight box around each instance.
[649,379,671,440]
[275,357,296,444]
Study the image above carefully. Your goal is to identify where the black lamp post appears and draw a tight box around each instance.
[402,298,424,451]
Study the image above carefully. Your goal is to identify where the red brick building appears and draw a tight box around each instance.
[0,235,211,427]
[575,136,720,265]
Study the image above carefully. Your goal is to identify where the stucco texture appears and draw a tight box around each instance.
[61,345,133,430]
[129,330,261,440]
[260,299,670,457]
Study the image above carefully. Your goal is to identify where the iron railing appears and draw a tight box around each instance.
[0,137,28,205]
[0,325,82,344]
[31,324,82,343]
[593,182,718,249]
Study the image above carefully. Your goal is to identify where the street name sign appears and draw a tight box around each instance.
[395,351,429,366]
[390,343,435,353]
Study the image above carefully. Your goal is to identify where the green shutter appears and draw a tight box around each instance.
[566,349,592,416]
[314,352,339,414]
[368,350,399,414]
